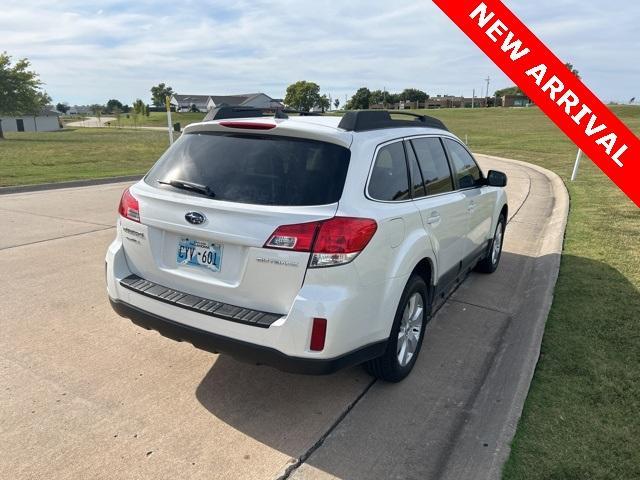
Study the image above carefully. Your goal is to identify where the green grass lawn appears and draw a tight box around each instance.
[413,106,639,479]
[106,111,204,128]
[0,128,169,186]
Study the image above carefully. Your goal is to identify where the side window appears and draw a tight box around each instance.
[368,142,410,201]
[405,141,426,199]
[444,139,482,189]
[411,137,454,196]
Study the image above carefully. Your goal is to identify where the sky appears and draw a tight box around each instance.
[1,0,638,106]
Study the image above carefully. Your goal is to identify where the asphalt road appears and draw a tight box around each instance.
[0,155,568,480]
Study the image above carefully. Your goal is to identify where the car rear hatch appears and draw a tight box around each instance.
[119,124,351,315]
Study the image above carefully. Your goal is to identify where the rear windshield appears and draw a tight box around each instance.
[145,132,351,206]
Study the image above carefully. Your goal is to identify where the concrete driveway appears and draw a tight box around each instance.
[66,116,116,128]
[0,155,567,480]
[66,116,169,131]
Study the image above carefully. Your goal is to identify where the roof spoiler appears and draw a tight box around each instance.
[337,110,448,132]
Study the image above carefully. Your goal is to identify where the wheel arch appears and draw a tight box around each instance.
[409,257,435,307]
[500,203,508,221]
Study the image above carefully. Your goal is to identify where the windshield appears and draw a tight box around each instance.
[145,132,351,206]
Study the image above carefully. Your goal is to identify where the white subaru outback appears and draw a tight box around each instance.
[106,108,508,382]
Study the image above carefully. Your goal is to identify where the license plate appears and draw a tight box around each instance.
[176,237,223,272]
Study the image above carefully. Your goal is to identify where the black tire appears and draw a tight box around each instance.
[476,214,506,274]
[364,275,430,382]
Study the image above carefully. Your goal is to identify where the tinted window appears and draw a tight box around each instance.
[368,142,410,201]
[444,139,482,189]
[405,142,426,198]
[145,132,350,206]
[411,138,454,196]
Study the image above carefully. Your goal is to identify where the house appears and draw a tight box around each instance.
[0,109,61,132]
[170,95,212,112]
[69,105,92,115]
[170,93,284,113]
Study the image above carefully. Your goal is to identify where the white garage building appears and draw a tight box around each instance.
[0,109,62,132]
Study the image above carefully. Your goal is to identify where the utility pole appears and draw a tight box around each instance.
[472,89,475,109]
[165,95,174,145]
[485,76,491,106]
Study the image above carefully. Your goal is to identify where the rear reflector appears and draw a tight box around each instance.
[219,121,276,130]
[264,217,377,267]
[310,318,327,351]
[118,187,140,222]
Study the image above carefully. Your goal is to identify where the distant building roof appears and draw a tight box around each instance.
[210,95,255,106]
[1,108,60,117]
[172,93,279,108]
[171,95,211,105]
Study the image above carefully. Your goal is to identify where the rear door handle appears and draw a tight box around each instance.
[426,212,441,225]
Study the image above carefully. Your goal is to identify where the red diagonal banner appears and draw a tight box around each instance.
[432,0,640,207]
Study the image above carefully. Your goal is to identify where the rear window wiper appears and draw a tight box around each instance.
[158,179,215,198]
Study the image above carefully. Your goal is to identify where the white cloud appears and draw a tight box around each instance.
[1,0,637,104]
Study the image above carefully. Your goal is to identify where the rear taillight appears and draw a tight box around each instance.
[264,217,377,267]
[118,187,140,222]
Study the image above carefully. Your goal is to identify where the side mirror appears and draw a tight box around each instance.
[486,170,507,187]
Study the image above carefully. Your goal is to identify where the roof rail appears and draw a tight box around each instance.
[337,110,448,132]
[281,109,323,117]
[202,106,323,122]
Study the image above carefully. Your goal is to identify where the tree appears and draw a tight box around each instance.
[334,98,340,110]
[131,99,145,128]
[369,90,386,105]
[106,99,123,113]
[145,104,150,116]
[398,88,428,103]
[284,81,321,111]
[90,104,103,125]
[133,99,145,114]
[346,87,371,110]
[150,83,174,107]
[495,86,522,98]
[317,94,330,113]
[56,102,70,114]
[387,92,400,105]
[190,103,199,113]
[564,62,580,79]
[0,52,51,139]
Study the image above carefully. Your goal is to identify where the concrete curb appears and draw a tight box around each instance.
[0,175,143,195]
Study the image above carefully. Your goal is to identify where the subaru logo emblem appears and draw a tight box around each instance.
[185,212,206,225]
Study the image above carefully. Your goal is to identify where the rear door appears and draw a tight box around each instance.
[443,138,496,264]
[407,137,468,291]
[124,131,351,315]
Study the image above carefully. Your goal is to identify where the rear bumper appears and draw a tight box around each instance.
[110,297,386,375]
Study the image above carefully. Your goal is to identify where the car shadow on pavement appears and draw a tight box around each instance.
[195,355,372,457]
[194,252,639,480]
